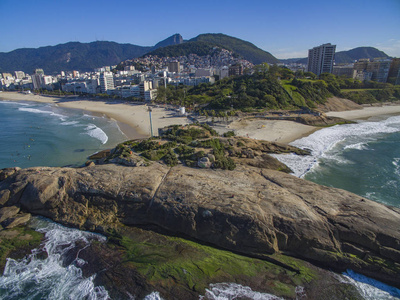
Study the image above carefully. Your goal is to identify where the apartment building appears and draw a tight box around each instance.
[307,43,336,75]
[168,61,180,73]
[99,72,115,93]
[353,59,392,83]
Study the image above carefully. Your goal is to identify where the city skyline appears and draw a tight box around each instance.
[0,0,399,59]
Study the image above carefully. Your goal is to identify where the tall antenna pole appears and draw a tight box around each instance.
[148,106,153,137]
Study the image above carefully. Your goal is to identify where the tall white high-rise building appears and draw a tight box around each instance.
[14,71,25,79]
[31,73,43,90]
[307,43,336,75]
[99,72,114,93]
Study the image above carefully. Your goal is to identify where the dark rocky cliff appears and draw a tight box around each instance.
[1,161,399,289]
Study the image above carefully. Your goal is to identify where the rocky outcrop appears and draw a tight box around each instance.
[0,163,399,288]
[0,203,31,229]
[295,114,352,126]
[318,97,363,112]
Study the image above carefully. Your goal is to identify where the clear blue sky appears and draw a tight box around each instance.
[1,0,399,59]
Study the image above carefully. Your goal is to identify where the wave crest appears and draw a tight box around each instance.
[273,116,400,178]
[83,124,108,144]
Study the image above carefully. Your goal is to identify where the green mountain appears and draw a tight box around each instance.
[190,34,279,64]
[334,47,389,64]
[145,41,220,58]
[0,41,151,74]
[0,33,279,74]
[146,33,279,64]
[280,47,390,65]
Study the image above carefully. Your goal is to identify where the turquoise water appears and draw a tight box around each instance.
[273,115,400,208]
[272,115,400,298]
[0,100,128,169]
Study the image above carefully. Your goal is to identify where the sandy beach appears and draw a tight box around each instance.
[0,92,191,140]
[326,104,400,120]
[219,119,319,144]
[2,91,400,144]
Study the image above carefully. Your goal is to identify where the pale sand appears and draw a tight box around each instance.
[226,119,318,144]
[2,92,400,145]
[0,92,190,139]
[326,105,400,120]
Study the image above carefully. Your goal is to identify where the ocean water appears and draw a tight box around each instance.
[273,115,400,208]
[0,100,128,169]
[272,114,400,299]
[0,217,109,299]
[1,100,399,299]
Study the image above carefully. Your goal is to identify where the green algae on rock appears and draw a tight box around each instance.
[0,226,44,272]
[77,226,363,299]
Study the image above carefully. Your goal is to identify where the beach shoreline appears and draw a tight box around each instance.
[0,92,190,140]
[2,91,400,144]
[325,104,400,120]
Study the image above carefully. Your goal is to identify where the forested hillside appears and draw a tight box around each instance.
[155,65,400,111]
[0,41,151,74]
[146,33,279,64]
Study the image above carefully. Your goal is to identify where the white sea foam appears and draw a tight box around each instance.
[83,123,108,144]
[144,291,164,300]
[0,217,109,300]
[0,101,30,106]
[344,142,369,151]
[393,158,400,177]
[341,270,400,299]
[273,116,400,178]
[18,107,67,121]
[61,120,79,126]
[200,283,285,300]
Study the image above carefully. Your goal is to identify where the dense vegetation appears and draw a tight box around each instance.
[146,33,279,64]
[155,65,333,110]
[146,41,219,58]
[341,86,400,104]
[155,65,400,110]
[110,124,237,170]
[103,123,306,173]
[189,33,279,64]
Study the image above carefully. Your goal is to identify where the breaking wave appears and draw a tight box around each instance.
[393,158,400,177]
[341,270,400,299]
[0,101,30,106]
[18,107,67,121]
[0,217,109,299]
[83,124,109,144]
[272,115,400,178]
[200,283,285,299]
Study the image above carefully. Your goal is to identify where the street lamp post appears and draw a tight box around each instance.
[148,106,153,137]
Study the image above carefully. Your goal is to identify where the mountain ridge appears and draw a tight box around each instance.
[280,46,390,65]
[0,41,152,74]
[0,35,392,74]
[152,33,184,50]
[145,33,279,65]
[0,33,280,73]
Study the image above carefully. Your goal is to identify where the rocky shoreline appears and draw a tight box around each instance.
[0,131,400,298]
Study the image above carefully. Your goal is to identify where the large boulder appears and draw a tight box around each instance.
[0,206,20,223]
[0,163,399,288]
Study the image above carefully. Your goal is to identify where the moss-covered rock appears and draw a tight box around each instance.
[92,124,308,173]
[77,226,363,299]
[0,225,44,273]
